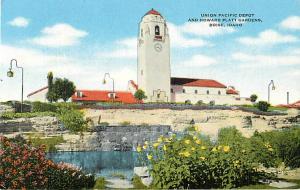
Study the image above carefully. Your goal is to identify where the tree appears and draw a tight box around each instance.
[134,89,147,100]
[256,101,270,112]
[46,72,58,102]
[52,78,76,102]
[250,94,258,103]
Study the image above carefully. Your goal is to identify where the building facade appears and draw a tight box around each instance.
[137,9,171,102]
[135,9,252,105]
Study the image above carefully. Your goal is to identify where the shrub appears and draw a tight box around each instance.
[58,108,87,132]
[251,127,300,168]
[120,121,131,126]
[32,101,57,112]
[195,100,205,106]
[250,94,258,103]
[0,111,56,120]
[184,100,192,105]
[94,177,107,189]
[0,136,95,189]
[256,101,270,112]
[28,135,65,152]
[209,100,215,106]
[134,89,147,100]
[137,133,271,189]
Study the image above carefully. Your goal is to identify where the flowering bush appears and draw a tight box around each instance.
[137,128,271,189]
[0,136,95,189]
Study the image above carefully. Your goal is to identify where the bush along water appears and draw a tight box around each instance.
[0,136,95,189]
[137,126,274,189]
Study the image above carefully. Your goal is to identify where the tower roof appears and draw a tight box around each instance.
[146,8,161,16]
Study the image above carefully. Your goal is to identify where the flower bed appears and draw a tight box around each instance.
[0,136,95,189]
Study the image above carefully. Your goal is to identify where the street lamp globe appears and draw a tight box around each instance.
[7,70,14,78]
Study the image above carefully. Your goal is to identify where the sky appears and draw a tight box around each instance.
[0,0,300,105]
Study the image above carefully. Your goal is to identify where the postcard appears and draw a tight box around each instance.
[0,0,300,189]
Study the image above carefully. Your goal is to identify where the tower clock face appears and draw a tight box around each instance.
[154,43,162,52]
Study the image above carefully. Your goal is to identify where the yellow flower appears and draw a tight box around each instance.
[200,156,206,160]
[195,139,201,145]
[164,138,171,143]
[242,149,246,153]
[136,146,142,152]
[179,152,184,156]
[157,137,163,143]
[183,151,191,157]
[212,147,217,152]
[193,136,197,140]
[268,148,273,152]
[201,146,206,150]
[217,145,223,150]
[223,146,230,153]
[235,160,240,164]
[163,145,167,151]
[153,142,160,148]
[191,147,195,151]
[144,141,148,145]
[143,145,147,150]
[147,155,153,160]
[184,139,190,145]
[195,126,201,132]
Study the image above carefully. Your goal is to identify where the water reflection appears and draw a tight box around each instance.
[47,151,142,179]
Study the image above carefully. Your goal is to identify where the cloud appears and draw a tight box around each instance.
[168,23,208,48]
[180,22,235,37]
[97,38,137,59]
[8,17,30,27]
[280,16,300,30]
[0,45,136,101]
[30,23,88,47]
[237,29,298,46]
[182,54,217,67]
[232,52,300,67]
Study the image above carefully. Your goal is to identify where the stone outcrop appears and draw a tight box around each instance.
[0,116,58,134]
[84,108,300,138]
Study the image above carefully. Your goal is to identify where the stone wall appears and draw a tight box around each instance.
[56,125,171,151]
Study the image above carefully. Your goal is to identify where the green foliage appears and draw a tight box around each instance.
[256,101,270,112]
[251,127,300,168]
[195,100,206,106]
[250,94,258,103]
[0,111,56,119]
[93,177,107,189]
[28,134,65,152]
[209,100,215,106]
[120,121,131,126]
[58,108,87,132]
[134,89,147,100]
[137,132,272,189]
[32,101,58,112]
[184,100,192,105]
[0,136,95,189]
[46,73,76,102]
[52,78,76,102]
[132,175,148,189]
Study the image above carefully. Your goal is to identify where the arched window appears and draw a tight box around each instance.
[195,90,198,94]
[171,88,174,93]
[141,29,143,37]
[218,90,221,95]
[182,89,186,93]
[206,90,209,95]
[155,25,160,35]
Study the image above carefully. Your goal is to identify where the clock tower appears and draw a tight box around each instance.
[137,9,171,102]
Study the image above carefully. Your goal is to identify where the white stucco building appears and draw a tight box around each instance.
[137,9,171,102]
[133,9,252,105]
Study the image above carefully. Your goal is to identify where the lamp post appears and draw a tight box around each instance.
[102,73,115,102]
[268,80,275,103]
[7,59,24,112]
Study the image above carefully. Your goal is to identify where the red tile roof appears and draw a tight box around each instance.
[27,86,48,97]
[146,8,161,16]
[129,80,138,90]
[226,89,239,95]
[171,77,227,88]
[71,90,140,104]
[277,100,300,109]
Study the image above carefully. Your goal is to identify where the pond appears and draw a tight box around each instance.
[47,151,142,179]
